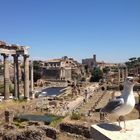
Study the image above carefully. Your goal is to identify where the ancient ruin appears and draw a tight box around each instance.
[0,41,31,100]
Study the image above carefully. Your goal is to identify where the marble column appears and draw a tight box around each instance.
[30,61,34,98]
[12,54,19,99]
[2,54,10,100]
[24,55,29,100]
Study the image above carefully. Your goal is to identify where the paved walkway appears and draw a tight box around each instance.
[67,96,84,112]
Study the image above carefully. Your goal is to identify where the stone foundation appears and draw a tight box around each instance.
[2,127,46,140]
[39,125,59,139]
[0,125,59,140]
[59,123,91,138]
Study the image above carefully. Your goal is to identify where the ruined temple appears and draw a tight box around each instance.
[41,56,81,81]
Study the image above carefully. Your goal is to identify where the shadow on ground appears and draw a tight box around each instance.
[97,123,122,131]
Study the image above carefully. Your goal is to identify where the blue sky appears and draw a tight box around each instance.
[0,0,140,63]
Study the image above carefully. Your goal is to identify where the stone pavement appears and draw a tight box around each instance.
[91,119,140,140]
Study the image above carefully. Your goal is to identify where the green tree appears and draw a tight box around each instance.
[103,67,110,74]
[34,71,42,82]
[33,61,42,82]
[33,61,41,70]
[90,67,103,82]
[125,57,140,76]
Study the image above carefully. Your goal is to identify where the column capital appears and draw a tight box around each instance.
[23,54,30,58]
[12,54,19,58]
[1,53,9,58]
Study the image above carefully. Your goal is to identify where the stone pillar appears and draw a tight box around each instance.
[2,54,10,100]
[63,68,65,80]
[16,56,20,99]
[24,55,30,100]
[125,68,128,78]
[30,61,34,98]
[122,68,125,82]
[60,67,63,80]
[118,68,120,85]
[12,54,19,99]
[5,111,13,123]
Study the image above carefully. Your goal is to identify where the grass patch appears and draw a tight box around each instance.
[49,117,64,128]
[44,113,64,127]
[12,121,27,129]
[0,100,26,110]
[13,116,28,129]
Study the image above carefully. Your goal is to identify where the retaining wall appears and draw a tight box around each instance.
[59,123,91,138]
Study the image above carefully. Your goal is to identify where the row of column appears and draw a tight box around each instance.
[1,54,30,100]
[118,67,128,84]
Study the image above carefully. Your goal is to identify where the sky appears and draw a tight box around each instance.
[0,0,140,63]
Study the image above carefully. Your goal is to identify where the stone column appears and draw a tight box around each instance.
[24,55,30,100]
[16,56,20,99]
[125,68,128,78]
[60,67,63,80]
[12,54,19,99]
[122,68,125,82]
[30,61,34,98]
[63,68,65,80]
[2,54,10,100]
[118,68,120,85]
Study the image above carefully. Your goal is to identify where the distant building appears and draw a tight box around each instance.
[82,54,97,69]
[41,56,81,81]
[82,54,118,70]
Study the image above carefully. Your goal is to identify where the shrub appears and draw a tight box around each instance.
[71,111,81,120]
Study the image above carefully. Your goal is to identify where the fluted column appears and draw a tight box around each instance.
[24,55,29,99]
[2,54,10,100]
[12,54,19,99]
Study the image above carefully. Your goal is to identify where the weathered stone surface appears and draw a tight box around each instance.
[2,127,46,140]
[17,128,46,140]
[39,125,59,139]
[3,124,16,130]
[49,101,58,107]
[4,111,14,123]
[59,123,91,138]
[28,121,41,126]
[2,132,17,140]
